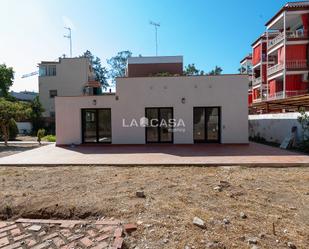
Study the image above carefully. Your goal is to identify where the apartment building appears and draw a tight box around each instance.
[239,54,253,105]
[242,1,309,113]
[38,57,100,121]
[55,56,249,145]
[266,1,308,101]
[251,34,268,104]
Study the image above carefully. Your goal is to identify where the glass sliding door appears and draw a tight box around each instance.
[83,110,97,143]
[145,108,159,143]
[159,108,173,142]
[206,108,219,142]
[193,108,205,141]
[145,107,173,143]
[98,109,112,143]
[82,109,111,143]
[193,107,220,143]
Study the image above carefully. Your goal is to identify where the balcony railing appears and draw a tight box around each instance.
[252,98,262,103]
[252,77,262,86]
[286,30,308,39]
[268,90,308,100]
[267,63,284,75]
[267,91,284,101]
[268,30,308,50]
[286,60,308,70]
[268,32,284,49]
[286,90,308,97]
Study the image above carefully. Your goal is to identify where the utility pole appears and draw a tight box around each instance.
[64,27,72,57]
[150,21,160,56]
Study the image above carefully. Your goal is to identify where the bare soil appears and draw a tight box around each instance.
[0,166,308,249]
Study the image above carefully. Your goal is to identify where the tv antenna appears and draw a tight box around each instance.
[64,27,72,57]
[149,21,160,56]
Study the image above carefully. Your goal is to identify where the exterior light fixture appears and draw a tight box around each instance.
[181,97,186,104]
[115,95,119,101]
[92,99,97,105]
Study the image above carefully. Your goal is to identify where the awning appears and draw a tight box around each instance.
[249,94,309,113]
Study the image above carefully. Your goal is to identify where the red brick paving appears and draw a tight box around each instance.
[0,142,309,166]
[0,219,134,249]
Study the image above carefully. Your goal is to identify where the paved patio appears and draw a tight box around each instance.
[0,142,308,166]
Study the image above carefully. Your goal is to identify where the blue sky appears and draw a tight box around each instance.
[0,0,293,92]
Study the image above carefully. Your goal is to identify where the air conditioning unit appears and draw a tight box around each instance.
[303,73,309,82]
[296,29,304,37]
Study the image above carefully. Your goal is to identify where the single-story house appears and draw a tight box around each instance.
[55,56,248,145]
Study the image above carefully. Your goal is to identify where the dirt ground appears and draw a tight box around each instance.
[0,144,41,158]
[0,166,308,249]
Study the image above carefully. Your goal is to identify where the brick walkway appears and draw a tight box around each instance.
[0,142,309,166]
[0,218,136,249]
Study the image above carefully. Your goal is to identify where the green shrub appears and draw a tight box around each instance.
[0,119,19,140]
[42,135,56,142]
[37,128,45,144]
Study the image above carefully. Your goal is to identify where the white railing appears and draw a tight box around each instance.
[286,90,308,97]
[252,77,262,86]
[268,30,308,49]
[286,60,308,69]
[267,64,284,75]
[267,91,284,101]
[253,98,262,103]
[268,32,284,48]
[268,90,308,100]
[286,30,308,39]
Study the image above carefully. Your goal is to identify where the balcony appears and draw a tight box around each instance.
[286,30,308,39]
[268,30,308,50]
[267,91,284,101]
[268,90,308,100]
[286,60,308,70]
[267,64,284,76]
[252,77,262,86]
[268,32,284,49]
[252,98,262,103]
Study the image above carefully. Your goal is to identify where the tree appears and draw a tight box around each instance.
[30,96,45,134]
[297,108,309,152]
[0,64,14,97]
[0,98,30,145]
[81,50,109,90]
[107,51,132,83]
[183,64,205,76]
[208,66,223,75]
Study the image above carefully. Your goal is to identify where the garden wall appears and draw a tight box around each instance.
[249,112,307,144]
[16,122,32,134]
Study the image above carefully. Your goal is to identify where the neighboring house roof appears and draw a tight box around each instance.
[265,1,309,26]
[10,91,38,101]
[240,54,252,64]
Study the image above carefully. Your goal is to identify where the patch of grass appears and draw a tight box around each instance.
[42,135,56,142]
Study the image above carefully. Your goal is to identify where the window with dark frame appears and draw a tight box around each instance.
[39,65,56,77]
[49,90,57,98]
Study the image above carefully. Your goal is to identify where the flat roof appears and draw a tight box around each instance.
[265,1,309,27]
[39,57,89,65]
[240,54,252,64]
[128,56,183,64]
[117,74,248,79]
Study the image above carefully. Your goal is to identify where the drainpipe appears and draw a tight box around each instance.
[266,31,269,102]
[283,11,286,99]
